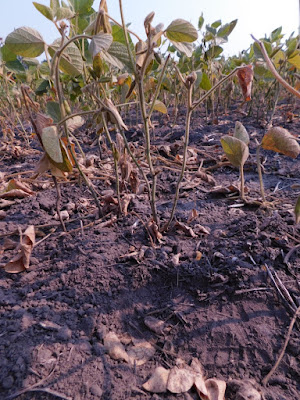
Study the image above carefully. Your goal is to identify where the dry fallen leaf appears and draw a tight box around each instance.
[103,331,129,362]
[144,316,166,335]
[191,359,208,397]
[127,340,156,366]
[167,365,195,394]
[4,225,35,273]
[187,209,198,224]
[0,179,34,199]
[197,378,226,400]
[175,221,197,237]
[147,220,163,242]
[142,366,170,393]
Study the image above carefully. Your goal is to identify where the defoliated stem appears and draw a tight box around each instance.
[164,84,193,231]
[118,0,136,74]
[256,144,266,202]
[240,165,245,200]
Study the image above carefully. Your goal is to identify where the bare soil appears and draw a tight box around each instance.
[0,101,299,400]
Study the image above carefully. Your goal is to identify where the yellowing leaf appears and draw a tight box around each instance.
[41,126,63,164]
[5,27,45,58]
[165,19,198,43]
[261,127,300,158]
[153,100,167,114]
[221,135,249,167]
[288,52,300,69]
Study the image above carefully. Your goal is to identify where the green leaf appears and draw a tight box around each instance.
[195,70,203,87]
[41,126,63,164]
[46,102,61,123]
[199,72,211,90]
[221,135,249,167]
[211,20,221,29]
[270,26,282,43]
[56,7,76,20]
[35,79,50,95]
[169,40,193,57]
[295,196,300,224]
[33,2,54,21]
[165,19,198,43]
[205,45,223,59]
[5,60,25,74]
[102,41,133,71]
[0,45,17,62]
[234,122,249,145]
[153,100,168,114]
[252,40,272,59]
[89,33,113,57]
[49,38,83,77]
[69,0,93,14]
[286,37,298,58]
[261,127,300,158]
[198,14,204,30]
[217,19,237,38]
[5,27,45,58]
[288,52,300,69]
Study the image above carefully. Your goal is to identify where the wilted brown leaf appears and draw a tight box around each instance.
[187,209,198,224]
[175,221,197,237]
[147,220,163,242]
[142,366,169,393]
[195,169,217,186]
[0,179,34,199]
[144,316,166,335]
[197,378,226,400]
[4,225,35,273]
[261,127,300,158]
[237,65,254,101]
[120,194,133,216]
[127,340,156,366]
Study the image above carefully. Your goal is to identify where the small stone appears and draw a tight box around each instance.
[57,326,72,341]
[90,384,103,397]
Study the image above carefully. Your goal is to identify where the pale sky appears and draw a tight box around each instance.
[1,0,299,56]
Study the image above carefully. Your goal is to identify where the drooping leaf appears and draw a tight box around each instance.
[49,38,83,76]
[102,41,133,71]
[234,121,249,145]
[46,101,61,123]
[237,65,254,101]
[33,2,54,21]
[221,135,249,167]
[56,7,76,20]
[169,40,193,57]
[165,19,198,43]
[217,19,237,38]
[41,125,63,164]
[153,100,167,114]
[89,33,113,57]
[261,127,300,158]
[199,72,212,90]
[35,79,50,95]
[5,27,45,58]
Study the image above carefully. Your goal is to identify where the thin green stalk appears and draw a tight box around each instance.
[164,83,193,231]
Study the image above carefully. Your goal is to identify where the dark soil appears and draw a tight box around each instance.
[0,101,299,400]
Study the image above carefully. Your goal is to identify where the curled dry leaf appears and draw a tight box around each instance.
[142,366,170,393]
[191,358,208,397]
[103,331,129,362]
[187,209,198,224]
[127,340,156,366]
[147,220,163,242]
[195,169,217,186]
[167,366,195,394]
[120,194,134,216]
[175,221,197,237]
[4,225,35,273]
[144,316,166,335]
[261,126,300,158]
[197,378,226,400]
[0,179,34,199]
[194,224,211,235]
[237,65,253,101]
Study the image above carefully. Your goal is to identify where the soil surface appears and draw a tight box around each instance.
[0,100,299,400]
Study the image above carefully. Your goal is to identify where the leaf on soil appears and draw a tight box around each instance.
[142,366,170,393]
[197,378,226,400]
[175,221,197,237]
[191,358,208,396]
[120,194,133,216]
[103,331,129,362]
[171,253,181,266]
[167,365,195,394]
[194,224,211,235]
[261,127,300,158]
[3,225,35,273]
[147,220,163,242]
[195,169,217,186]
[220,135,249,168]
[144,316,166,335]
[187,209,198,224]
[0,179,34,199]
[237,65,254,101]
[234,121,249,145]
[294,196,300,224]
[127,340,156,366]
